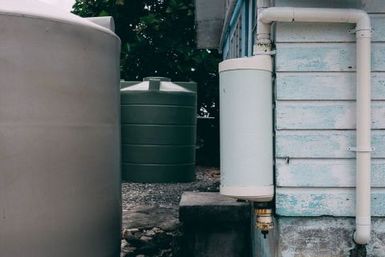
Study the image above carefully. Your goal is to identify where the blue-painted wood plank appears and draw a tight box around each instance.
[276,130,385,158]
[275,0,359,8]
[362,0,385,13]
[275,0,385,13]
[276,188,385,216]
[276,158,385,187]
[276,101,385,129]
[276,72,385,100]
[276,15,385,42]
[276,43,385,72]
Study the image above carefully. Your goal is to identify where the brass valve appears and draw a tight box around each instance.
[255,208,273,238]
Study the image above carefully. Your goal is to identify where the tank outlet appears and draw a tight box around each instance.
[255,208,273,238]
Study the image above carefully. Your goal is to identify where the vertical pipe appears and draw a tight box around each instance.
[354,29,372,245]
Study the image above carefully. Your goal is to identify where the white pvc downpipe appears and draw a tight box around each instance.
[256,7,372,245]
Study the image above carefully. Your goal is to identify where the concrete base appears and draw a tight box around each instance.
[179,192,253,257]
[256,217,385,257]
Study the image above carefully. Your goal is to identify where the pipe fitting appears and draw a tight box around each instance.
[354,224,371,245]
[356,29,372,39]
[259,7,294,23]
[255,208,273,238]
[351,10,371,32]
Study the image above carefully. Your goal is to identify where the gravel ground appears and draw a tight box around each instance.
[121,166,220,257]
[122,166,220,210]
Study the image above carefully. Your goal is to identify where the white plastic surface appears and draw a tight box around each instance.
[0,0,115,36]
[219,56,274,202]
[219,55,272,72]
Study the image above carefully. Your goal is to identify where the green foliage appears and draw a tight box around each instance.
[73,0,220,117]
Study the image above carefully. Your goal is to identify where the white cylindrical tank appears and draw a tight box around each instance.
[0,1,121,257]
[219,56,274,202]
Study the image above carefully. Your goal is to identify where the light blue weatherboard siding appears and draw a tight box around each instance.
[275,0,385,13]
[276,130,385,159]
[276,15,385,43]
[276,159,385,187]
[274,0,385,217]
[276,43,385,72]
[276,101,385,129]
[276,72,385,100]
[276,188,385,216]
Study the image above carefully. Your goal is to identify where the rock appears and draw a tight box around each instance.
[140,236,152,242]
[153,227,162,233]
[153,233,173,249]
[160,249,172,257]
[123,206,179,232]
[137,242,158,255]
[121,239,136,257]
[125,235,145,247]
[121,240,128,248]
[158,219,180,232]
[145,230,156,236]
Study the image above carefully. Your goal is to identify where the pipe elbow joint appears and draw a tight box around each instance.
[350,9,371,32]
[354,225,371,245]
[259,7,294,23]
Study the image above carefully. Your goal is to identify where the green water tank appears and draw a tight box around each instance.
[121,77,197,182]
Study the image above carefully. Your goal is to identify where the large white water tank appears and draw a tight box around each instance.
[219,56,274,202]
[0,1,121,256]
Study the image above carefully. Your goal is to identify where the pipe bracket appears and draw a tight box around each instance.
[348,28,372,35]
[347,147,375,152]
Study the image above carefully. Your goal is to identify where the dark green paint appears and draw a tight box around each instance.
[121,77,197,182]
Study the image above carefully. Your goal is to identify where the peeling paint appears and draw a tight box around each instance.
[276,188,385,216]
[276,73,385,101]
[276,43,385,72]
[265,217,385,257]
[276,130,385,158]
[276,159,385,187]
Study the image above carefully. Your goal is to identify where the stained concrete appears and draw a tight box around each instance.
[256,217,385,257]
[179,192,253,257]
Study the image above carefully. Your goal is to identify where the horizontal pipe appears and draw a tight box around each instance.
[257,7,371,44]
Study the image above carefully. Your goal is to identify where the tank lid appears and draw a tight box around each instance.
[121,78,194,93]
[219,55,272,72]
[0,0,117,37]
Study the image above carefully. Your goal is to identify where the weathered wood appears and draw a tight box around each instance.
[276,72,385,100]
[276,158,385,187]
[276,188,385,216]
[361,0,385,13]
[276,23,355,43]
[276,101,385,129]
[275,0,385,13]
[276,15,385,43]
[276,43,385,72]
[273,0,385,218]
[275,0,359,9]
[276,130,385,158]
